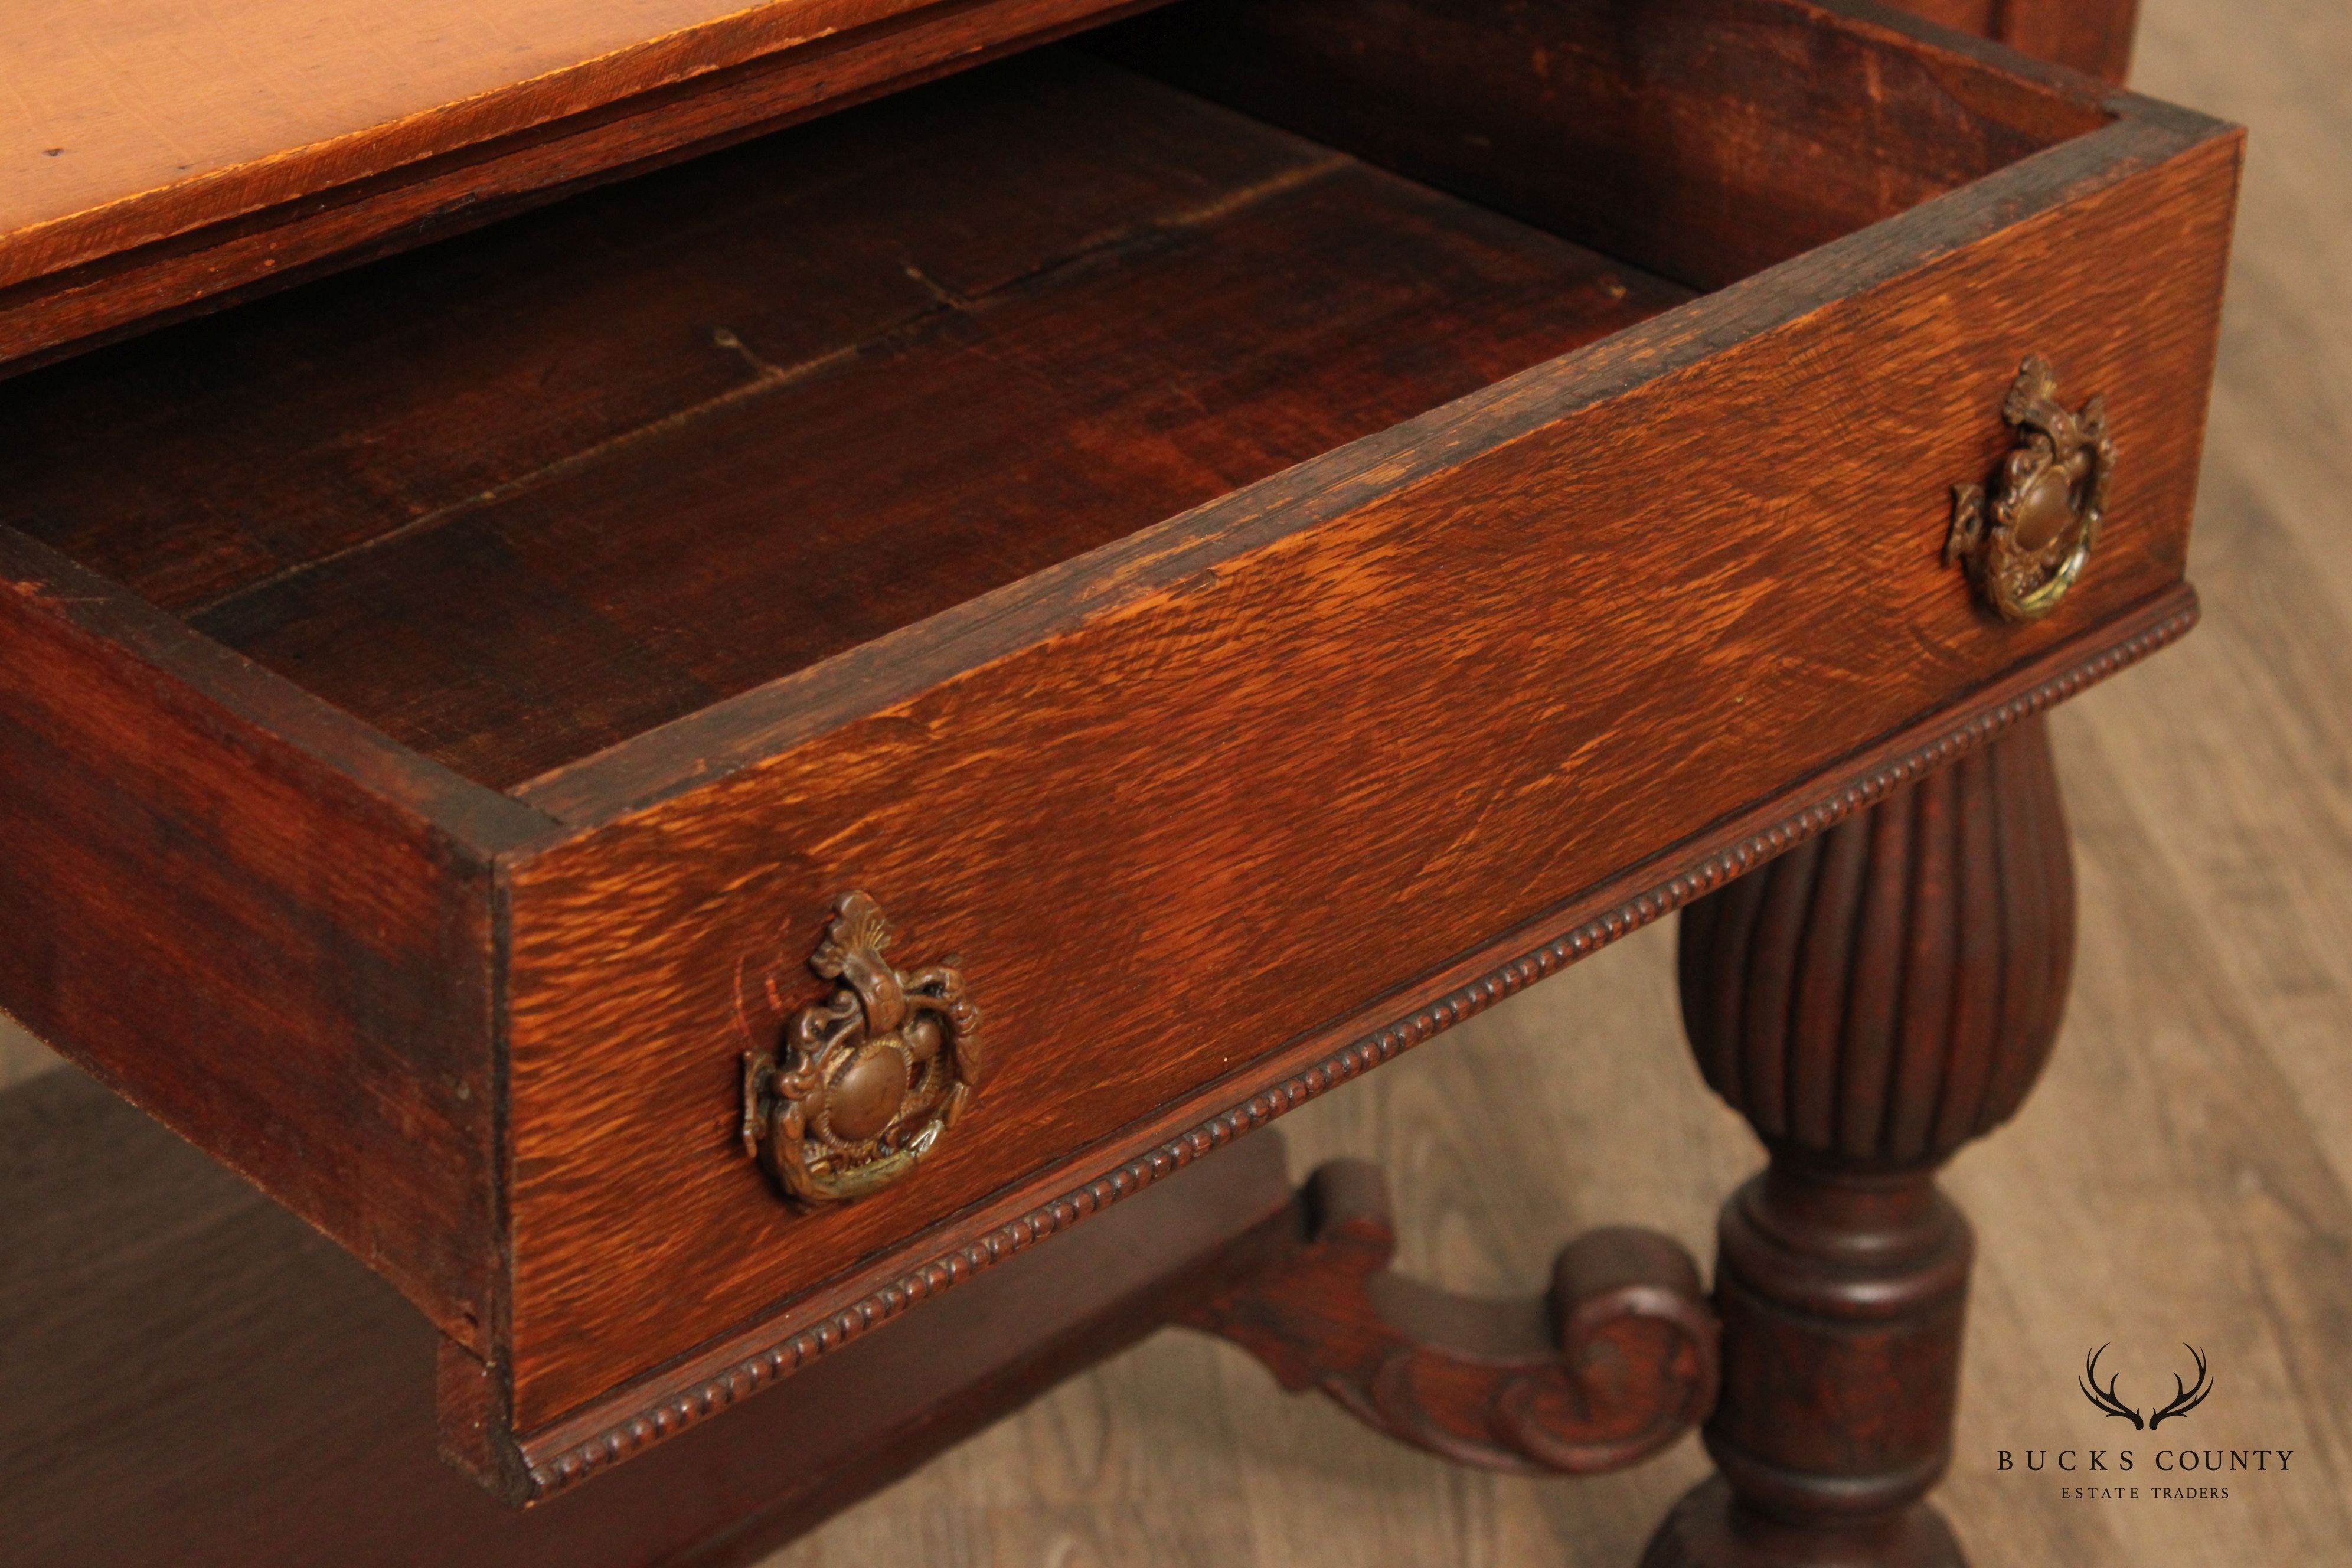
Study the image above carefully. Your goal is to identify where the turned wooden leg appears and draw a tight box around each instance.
[1645,715,2073,1568]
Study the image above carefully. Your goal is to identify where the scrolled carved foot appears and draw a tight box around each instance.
[1184,1159,1719,1475]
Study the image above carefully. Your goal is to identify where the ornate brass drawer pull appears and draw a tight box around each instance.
[1946,354,2116,621]
[740,892,982,1207]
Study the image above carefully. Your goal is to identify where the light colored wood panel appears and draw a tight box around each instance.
[4,0,929,253]
[0,0,1155,370]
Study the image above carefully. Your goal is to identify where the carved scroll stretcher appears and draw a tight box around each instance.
[1187,1160,1719,1475]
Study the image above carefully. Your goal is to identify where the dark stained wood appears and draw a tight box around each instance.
[491,99,2236,1438]
[504,586,2197,1500]
[5,51,1684,788]
[1647,717,2073,1566]
[0,54,1332,618]
[0,1066,1299,1560]
[1989,0,2143,85]
[1680,720,2077,1163]
[1090,0,2111,293]
[424,11,2352,1562]
[1887,0,2142,83]
[0,0,2238,1499]
[0,528,553,1348]
[190,154,1684,788]
[1189,1160,1719,1476]
[0,0,1175,373]
[516,86,2233,824]
[1885,0,2002,38]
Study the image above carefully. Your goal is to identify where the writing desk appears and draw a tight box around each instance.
[0,2,2229,1562]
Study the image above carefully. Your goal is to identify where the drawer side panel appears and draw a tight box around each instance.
[0,533,538,1344]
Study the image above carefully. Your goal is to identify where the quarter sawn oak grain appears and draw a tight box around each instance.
[0,0,2242,1498]
[495,117,2236,1432]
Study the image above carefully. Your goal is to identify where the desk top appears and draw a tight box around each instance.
[0,0,1138,368]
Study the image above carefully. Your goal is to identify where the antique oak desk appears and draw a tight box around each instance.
[0,1,2233,1563]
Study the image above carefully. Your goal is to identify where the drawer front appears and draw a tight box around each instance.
[501,118,2237,1433]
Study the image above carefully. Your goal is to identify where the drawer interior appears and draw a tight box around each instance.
[0,4,2106,797]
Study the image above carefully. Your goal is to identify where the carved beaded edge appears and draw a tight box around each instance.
[524,602,2199,1498]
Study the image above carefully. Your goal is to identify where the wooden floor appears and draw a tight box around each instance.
[3,0,2343,1562]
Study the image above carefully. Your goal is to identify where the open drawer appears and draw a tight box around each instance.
[0,0,2236,1501]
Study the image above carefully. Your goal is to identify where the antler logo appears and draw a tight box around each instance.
[2079,1343,2214,1429]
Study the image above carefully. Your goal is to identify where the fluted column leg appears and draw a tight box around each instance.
[1644,716,2073,1567]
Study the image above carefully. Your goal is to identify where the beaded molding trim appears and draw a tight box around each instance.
[523,599,2197,1498]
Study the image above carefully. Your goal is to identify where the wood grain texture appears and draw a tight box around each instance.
[1647,1166,1975,1568]
[1652,717,2074,1565]
[1092,0,2110,293]
[0,528,551,1347]
[0,1066,1296,1567]
[0,0,1171,370]
[754,5,2347,1561]
[1679,718,2075,1165]
[1191,1161,1717,1477]
[191,107,1681,787]
[1994,1,2142,85]
[1884,0,2141,80]
[0,0,2244,1502]
[494,106,2236,1438]
[5,52,1683,789]
[0,54,1337,615]
[503,585,2197,1499]
[514,97,2233,824]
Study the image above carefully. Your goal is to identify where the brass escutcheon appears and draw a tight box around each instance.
[1946,354,2116,621]
[740,891,982,1207]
